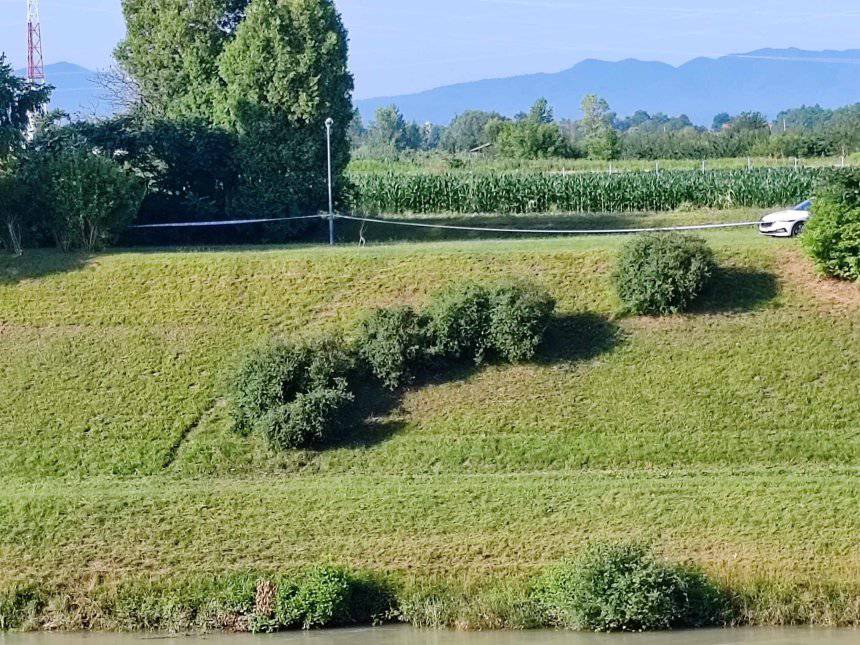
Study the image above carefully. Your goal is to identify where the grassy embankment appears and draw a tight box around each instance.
[0,210,858,630]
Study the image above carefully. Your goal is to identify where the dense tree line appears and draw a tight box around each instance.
[1,0,354,253]
[353,98,860,161]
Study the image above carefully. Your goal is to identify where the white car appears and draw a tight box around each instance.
[758,200,813,238]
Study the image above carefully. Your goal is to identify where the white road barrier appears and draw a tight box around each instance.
[128,213,759,236]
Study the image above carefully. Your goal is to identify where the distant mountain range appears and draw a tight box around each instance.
[356,48,860,126]
[16,62,110,118]
[24,48,860,127]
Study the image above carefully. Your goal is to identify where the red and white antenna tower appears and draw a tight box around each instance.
[26,0,46,85]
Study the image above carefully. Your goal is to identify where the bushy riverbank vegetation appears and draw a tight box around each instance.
[0,227,857,631]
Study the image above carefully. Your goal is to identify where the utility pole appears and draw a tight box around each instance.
[325,117,335,246]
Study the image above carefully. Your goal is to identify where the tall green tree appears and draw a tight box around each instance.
[527,97,554,125]
[0,54,52,157]
[364,105,419,153]
[495,100,569,159]
[580,94,619,160]
[216,0,353,218]
[115,0,249,119]
[439,110,504,153]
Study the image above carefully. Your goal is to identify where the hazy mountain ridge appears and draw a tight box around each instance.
[356,48,860,126]
[16,61,111,118]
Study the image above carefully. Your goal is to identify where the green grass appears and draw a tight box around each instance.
[330,208,760,245]
[0,212,858,629]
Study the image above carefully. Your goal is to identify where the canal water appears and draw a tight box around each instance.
[1,626,857,645]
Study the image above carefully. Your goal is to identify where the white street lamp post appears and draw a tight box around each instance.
[325,117,335,246]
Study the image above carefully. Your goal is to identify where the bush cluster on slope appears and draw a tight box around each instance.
[230,281,555,449]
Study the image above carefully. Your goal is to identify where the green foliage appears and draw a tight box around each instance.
[115,0,248,119]
[216,0,353,217]
[426,282,555,364]
[0,585,45,630]
[494,99,570,159]
[0,54,52,157]
[580,95,620,160]
[362,105,420,154]
[495,121,570,159]
[229,337,355,449]
[0,160,28,255]
[270,567,392,630]
[75,115,238,224]
[111,576,253,632]
[440,110,504,153]
[357,306,427,390]
[488,282,556,362]
[534,543,731,632]
[257,384,353,451]
[348,168,825,215]
[803,169,860,281]
[34,147,145,252]
[117,0,353,223]
[614,233,716,315]
[425,282,494,364]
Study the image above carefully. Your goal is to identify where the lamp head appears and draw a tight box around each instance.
[325,117,334,129]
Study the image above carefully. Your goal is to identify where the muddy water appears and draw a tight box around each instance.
[1,626,857,644]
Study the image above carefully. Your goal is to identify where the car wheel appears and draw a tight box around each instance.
[791,221,805,237]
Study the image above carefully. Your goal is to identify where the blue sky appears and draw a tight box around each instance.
[0,0,858,98]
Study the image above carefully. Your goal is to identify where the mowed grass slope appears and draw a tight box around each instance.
[0,217,858,613]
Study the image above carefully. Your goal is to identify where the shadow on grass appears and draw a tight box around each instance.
[693,267,780,314]
[332,312,621,451]
[538,312,623,365]
[0,251,88,285]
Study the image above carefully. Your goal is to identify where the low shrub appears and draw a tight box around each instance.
[0,585,45,630]
[425,282,494,363]
[252,568,393,631]
[534,543,731,632]
[256,384,353,450]
[488,282,556,362]
[426,281,555,364]
[36,147,145,252]
[357,306,427,390]
[229,336,355,449]
[802,169,860,281]
[614,233,716,315]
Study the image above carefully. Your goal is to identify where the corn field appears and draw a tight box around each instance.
[346,168,835,214]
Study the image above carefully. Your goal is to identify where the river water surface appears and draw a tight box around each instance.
[1,627,857,645]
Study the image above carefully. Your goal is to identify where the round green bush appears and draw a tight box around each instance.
[256,384,353,450]
[614,233,716,315]
[274,567,392,630]
[488,282,556,362]
[802,170,860,281]
[425,282,494,364]
[534,543,730,632]
[229,337,354,449]
[357,306,428,390]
